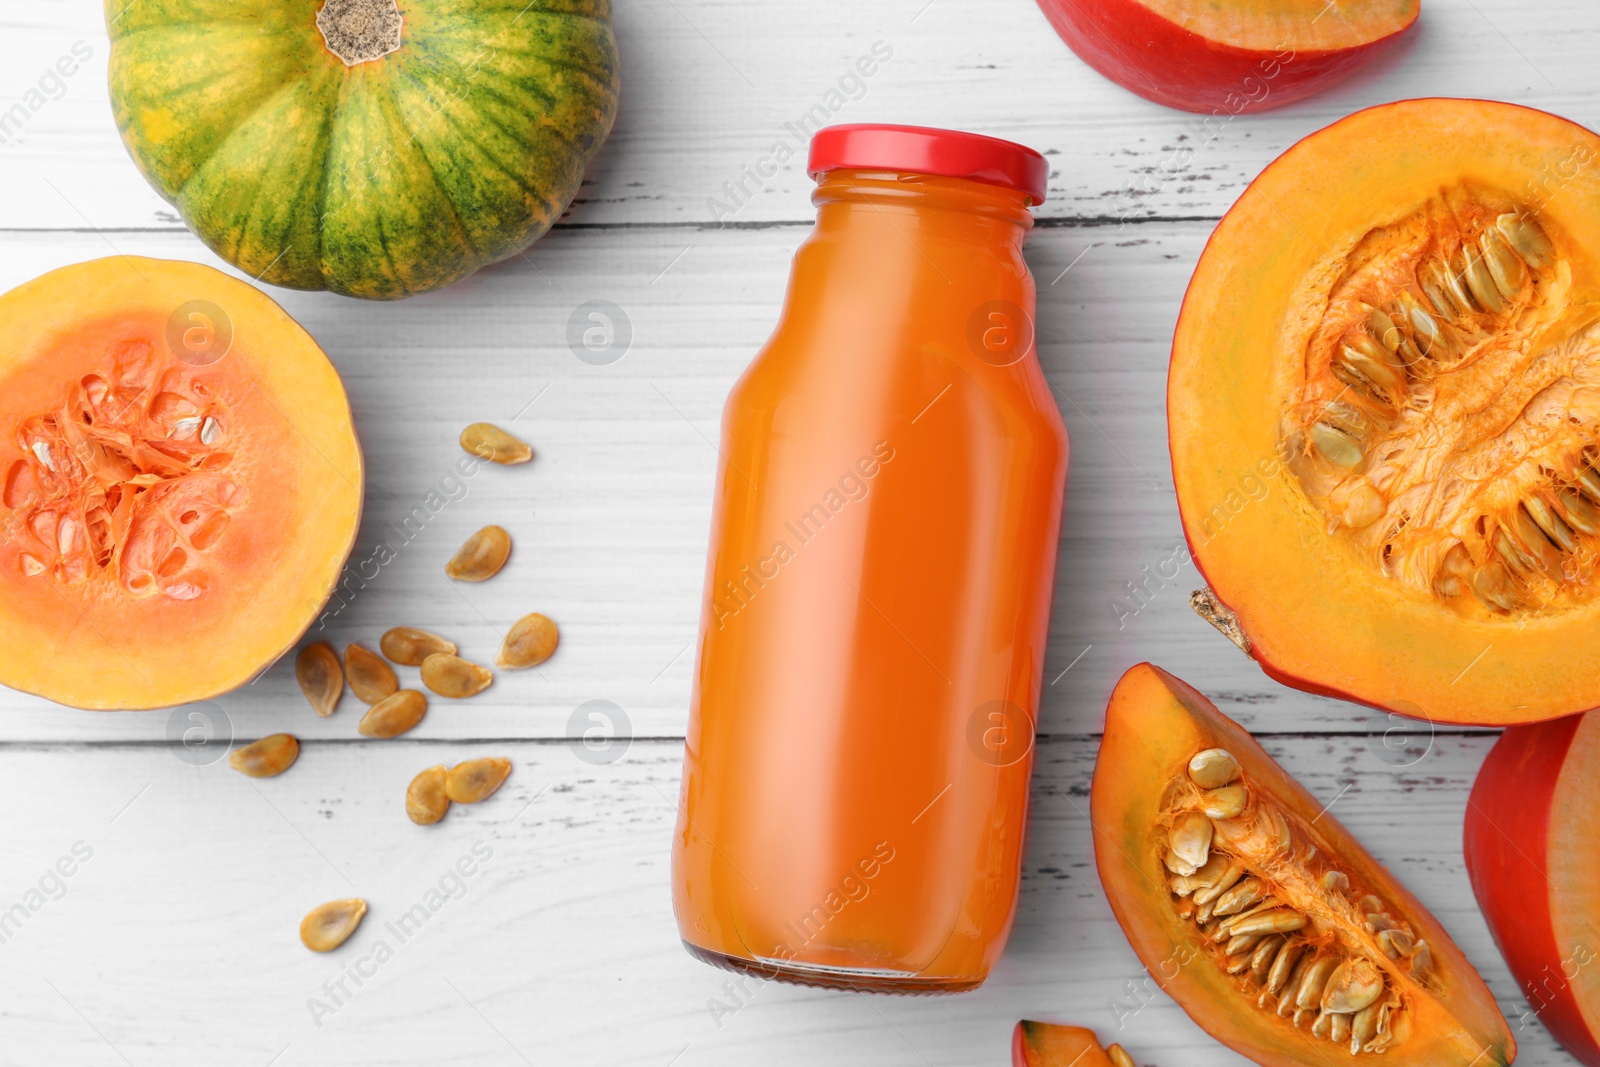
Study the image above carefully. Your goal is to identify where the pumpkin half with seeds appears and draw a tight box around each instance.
[105,0,620,299]
[0,258,362,709]
[1093,664,1513,1065]
[1171,98,1600,724]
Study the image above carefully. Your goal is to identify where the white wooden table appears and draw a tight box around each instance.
[1,1,1593,1063]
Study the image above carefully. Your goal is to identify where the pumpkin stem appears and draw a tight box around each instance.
[316,0,403,66]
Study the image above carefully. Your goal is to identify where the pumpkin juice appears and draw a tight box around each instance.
[673,127,1068,992]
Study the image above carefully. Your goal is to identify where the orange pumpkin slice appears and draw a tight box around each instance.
[1012,1021,1131,1065]
[1466,712,1600,1065]
[1092,663,1513,1065]
[1171,98,1600,725]
[0,257,362,709]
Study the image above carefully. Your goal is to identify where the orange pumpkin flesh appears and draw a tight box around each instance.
[1012,1021,1116,1066]
[0,258,362,709]
[1170,98,1600,725]
[1465,712,1600,1065]
[1093,663,1513,1065]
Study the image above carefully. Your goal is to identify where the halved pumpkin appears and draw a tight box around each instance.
[1171,99,1600,725]
[1465,712,1600,1065]
[1035,0,1417,113]
[1012,1021,1126,1066]
[1093,663,1513,1064]
[0,257,362,709]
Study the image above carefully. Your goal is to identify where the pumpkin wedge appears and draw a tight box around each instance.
[105,0,620,299]
[0,258,362,709]
[1465,712,1600,1066]
[1093,664,1513,1065]
[1013,1021,1134,1066]
[1171,99,1600,725]
[1035,0,1417,113]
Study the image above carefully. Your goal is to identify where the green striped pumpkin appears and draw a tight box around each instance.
[106,0,619,299]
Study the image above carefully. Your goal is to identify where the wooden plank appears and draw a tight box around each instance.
[0,223,1435,741]
[3,0,1599,230]
[0,733,1557,1065]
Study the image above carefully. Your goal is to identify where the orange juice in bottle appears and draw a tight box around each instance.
[673,125,1068,993]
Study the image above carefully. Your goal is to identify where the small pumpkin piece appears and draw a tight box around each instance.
[345,643,398,704]
[420,653,494,698]
[359,689,428,738]
[229,733,300,778]
[296,642,343,718]
[406,765,451,826]
[380,626,457,667]
[461,423,533,465]
[446,525,512,582]
[300,898,368,953]
[445,757,512,804]
[497,612,559,669]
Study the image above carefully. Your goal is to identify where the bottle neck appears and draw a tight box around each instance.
[810,169,1035,247]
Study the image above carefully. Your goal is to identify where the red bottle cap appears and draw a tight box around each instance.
[807,124,1048,205]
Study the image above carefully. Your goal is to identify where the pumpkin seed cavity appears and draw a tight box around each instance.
[1284,190,1600,616]
[3,339,243,599]
[1163,748,1431,1056]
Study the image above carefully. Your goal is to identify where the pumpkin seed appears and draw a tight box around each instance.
[1481,229,1528,301]
[296,642,343,718]
[496,612,560,669]
[172,417,201,440]
[406,765,451,826]
[1187,748,1238,789]
[1495,212,1554,268]
[421,653,493,698]
[1330,1011,1353,1044]
[1397,292,1442,357]
[380,626,457,666]
[1514,502,1563,567]
[1350,1001,1381,1053]
[1321,958,1384,1014]
[1266,940,1304,995]
[1191,858,1246,906]
[1276,955,1314,1017]
[1233,908,1307,937]
[1557,490,1600,535]
[1105,1045,1136,1067]
[1200,784,1248,819]
[1472,560,1519,612]
[445,525,512,582]
[1225,932,1262,956]
[1310,422,1363,469]
[1419,260,1467,318]
[201,416,222,445]
[1250,935,1286,981]
[300,898,367,953]
[445,757,512,804]
[1458,245,1504,313]
[1168,811,1213,871]
[460,422,533,465]
[1409,939,1433,978]
[358,689,428,738]
[1579,466,1600,504]
[31,441,53,471]
[1213,876,1266,917]
[1378,928,1415,959]
[229,733,299,778]
[1295,956,1341,1011]
[19,553,44,577]
[345,643,399,704]
[1320,870,1350,894]
[1333,339,1405,402]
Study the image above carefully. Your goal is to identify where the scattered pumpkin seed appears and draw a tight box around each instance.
[496,612,559,669]
[300,898,368,952]
[296,642,343,718]
[420,653,494,698]
[345,643,399,704]
[406,765,451,825]
[445,525,512,582]
[359,689,428,738]
[229,733,300,778]
[445,757,512,804]
[460,422,533,465]
[380,626,457,666]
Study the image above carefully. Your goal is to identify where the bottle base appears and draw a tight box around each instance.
[681,940,985,995]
